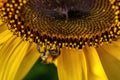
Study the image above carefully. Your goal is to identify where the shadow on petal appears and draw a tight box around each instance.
[100,41,120,61]
[96,46,120,80]
[83,46,108,80]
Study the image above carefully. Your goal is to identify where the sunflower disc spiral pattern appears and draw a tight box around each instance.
[0,0,120,62]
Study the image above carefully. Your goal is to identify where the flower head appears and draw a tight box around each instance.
[0,0,120,80]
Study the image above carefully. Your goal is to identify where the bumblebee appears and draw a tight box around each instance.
[37,44,60,64]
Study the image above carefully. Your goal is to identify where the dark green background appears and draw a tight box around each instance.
[24,58,59,80]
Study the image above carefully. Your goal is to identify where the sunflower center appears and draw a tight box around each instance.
[27,0,93,21]
[48,9,90,20]
[22,0,116,37]
[1,0,120,48]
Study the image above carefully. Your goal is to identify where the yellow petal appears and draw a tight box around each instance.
[0,17,40,80]
[0,36,20,79]
[0,44,3,49]
[0,20,8,33]
[83,46,108,80]
[55,48,87,80]
[113,39,120,47]
[96,45,120,80]
[100,40,120,60]
[0,21,12,44]
[0,35,40,80]
[0,36,29,80]
[0,36,17,58]
[14,43,40,80]
[0,30,13,44]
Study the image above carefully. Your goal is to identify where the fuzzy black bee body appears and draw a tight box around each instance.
[37,44,60,63]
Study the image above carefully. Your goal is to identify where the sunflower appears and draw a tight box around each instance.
[0,0,120,80]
